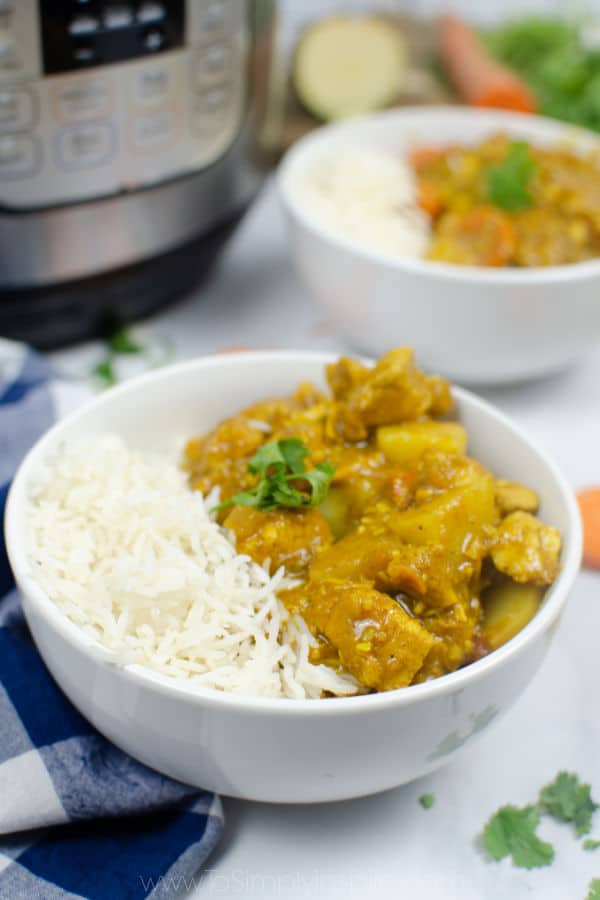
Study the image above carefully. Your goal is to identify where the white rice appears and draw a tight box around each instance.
[292,145,430,257]
[25,435,359,699]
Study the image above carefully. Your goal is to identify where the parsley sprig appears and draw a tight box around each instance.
[215,438,335,513]
[486,141,537,211]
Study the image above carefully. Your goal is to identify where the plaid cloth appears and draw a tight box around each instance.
[0,342,223,900]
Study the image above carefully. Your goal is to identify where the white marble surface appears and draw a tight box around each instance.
[51,180,600,900]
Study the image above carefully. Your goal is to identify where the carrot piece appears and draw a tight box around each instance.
[440,14,537,114]
[577,487,600,569]
[417,181,444,218]
[409,146,443,172]
[213,345,253,354]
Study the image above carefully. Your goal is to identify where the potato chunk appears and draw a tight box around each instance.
[482,580,544,650]
[307,580,434,691]
[224,507,332,576]
[377,422,467,466]
[495,479,540,516]
[491,511,561,585]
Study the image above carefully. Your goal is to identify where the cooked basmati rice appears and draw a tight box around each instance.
[26,435,359,699]
[292,145,430,258]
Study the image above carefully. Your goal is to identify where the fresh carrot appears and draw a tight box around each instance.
[417,181,444,218]
[409,146,443,172]
[440,14,538,114]
[577,487,600,569]
[213,345,253,354]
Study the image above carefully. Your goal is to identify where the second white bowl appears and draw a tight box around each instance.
[279,107,600,384]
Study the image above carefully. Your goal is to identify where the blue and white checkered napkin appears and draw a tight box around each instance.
[0,342,223,900]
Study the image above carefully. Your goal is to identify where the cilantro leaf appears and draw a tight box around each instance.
[584,840,600,851]
[482,804,555,869]
[108,327,143,355]
[279,438,311,475]
[249,442,288,474]
[92,358,117,388]
[419,793,435,810]
[587,879,600,900]
[486,142,537,211]
[303,462,336,506]
[215,439,335,513]
[539,772,598,837]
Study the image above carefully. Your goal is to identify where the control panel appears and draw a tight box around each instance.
[0,0,248,210]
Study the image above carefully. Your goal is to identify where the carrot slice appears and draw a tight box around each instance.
[417,181,444,217]
[440,14,537,114]
[430,206,517,266]
[577,487,600,569]
[409,146,443,172]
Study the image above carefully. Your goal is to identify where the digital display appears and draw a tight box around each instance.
[38,0,185,74]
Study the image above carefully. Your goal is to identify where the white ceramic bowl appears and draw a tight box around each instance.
[278,107,600,384]
[5,352,581,803]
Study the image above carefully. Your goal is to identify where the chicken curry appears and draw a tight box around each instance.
[183,349,561,693]
[412,134,600,267]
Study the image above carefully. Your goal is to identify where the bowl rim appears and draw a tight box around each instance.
[5,350,583,717]
[277,105,600,285]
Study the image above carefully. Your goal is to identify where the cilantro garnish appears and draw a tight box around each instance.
[587,879,600,900]
[92,358,117,388]
[419,793,435,810]
[481,771,598,874]
[215,438,335,513]
[482,804,555,869]
[108,327,143,355]
[539,771,598,837]
[486,141,537,211]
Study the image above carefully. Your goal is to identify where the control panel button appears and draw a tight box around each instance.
[0,134,39,178]
[69,15,99,36]
[137,3,165,24]
[104,6,134,29]
[132,110,175,149]
[72,40,98,66]
[55,79,111,122]
[198,1,233,35]
[57,122,114,169]
[141,25,166,52]
[193,43,231,88]
[0,27,18,71]
[191,86,231,133]
[0,88,35,133]
[133,65,171,104]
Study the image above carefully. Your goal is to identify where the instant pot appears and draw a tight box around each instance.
[0,0,277,347]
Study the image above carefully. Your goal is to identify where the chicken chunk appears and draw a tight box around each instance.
[223,506,332,576]
[309,529,469,608]
[491,511,561,585]
[413,599,481,682]
[183,416,266,499]
[305,580,435,691]
[326,349,452,441]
